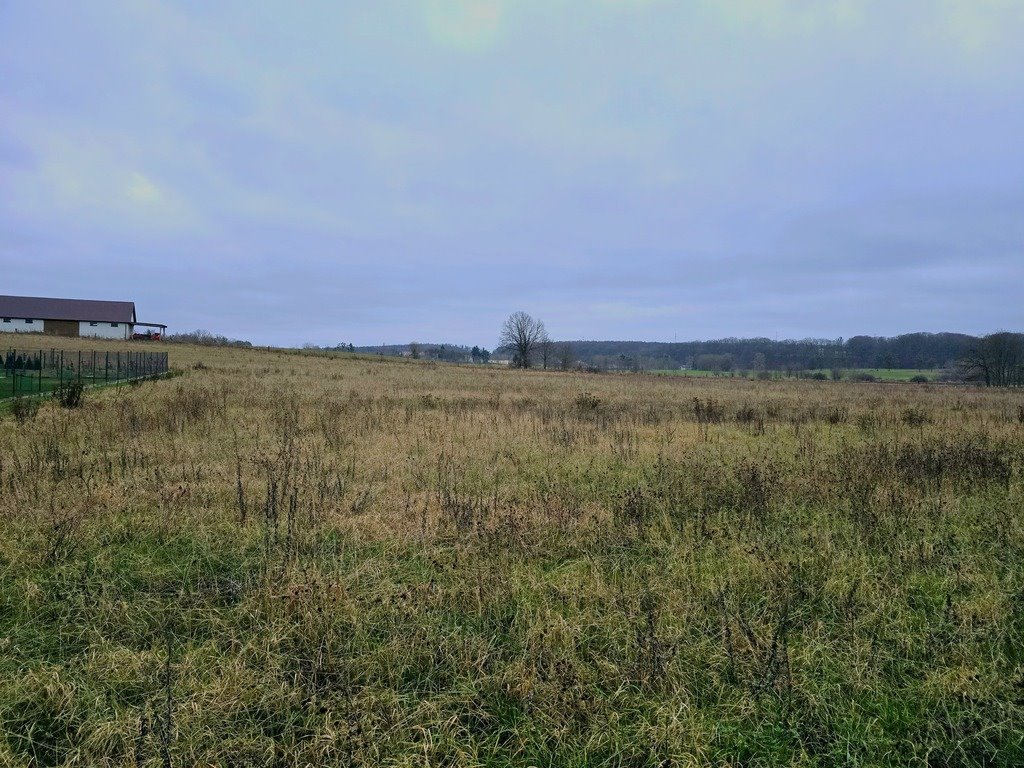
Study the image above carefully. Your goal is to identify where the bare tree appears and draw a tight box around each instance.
[409,342,421,360]
[539,329,553,370]
[960,332,1024,387]
[499,311,546,369]
[558,342,575,371]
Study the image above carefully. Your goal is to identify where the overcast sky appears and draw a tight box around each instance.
[2,1,1022,347]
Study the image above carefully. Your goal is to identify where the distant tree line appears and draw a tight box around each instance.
[165,329,252,348]
[351,343,491,363]
[565,333,988,372]
[302,342,356,353]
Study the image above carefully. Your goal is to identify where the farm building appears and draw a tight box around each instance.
[0,295,166,339]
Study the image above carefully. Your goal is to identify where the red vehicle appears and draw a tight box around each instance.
[132,331,162,341]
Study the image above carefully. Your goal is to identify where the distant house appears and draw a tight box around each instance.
[0,295,165,339]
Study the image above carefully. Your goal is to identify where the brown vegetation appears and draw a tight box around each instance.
[1,334,1022,765]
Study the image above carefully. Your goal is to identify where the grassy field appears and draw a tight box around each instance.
[0,372,64,398]
[853,369,940,382]
[1,336,1023,766]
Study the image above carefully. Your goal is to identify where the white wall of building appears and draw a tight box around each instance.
[0,317,43,333]
[1,316,133,338]
[79,321,130,339]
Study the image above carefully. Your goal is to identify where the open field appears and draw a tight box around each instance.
[1,336,1023,765]
[0,372,64,399]
[852,369,939,382]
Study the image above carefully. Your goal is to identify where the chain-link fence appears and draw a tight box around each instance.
[1,348,169,399]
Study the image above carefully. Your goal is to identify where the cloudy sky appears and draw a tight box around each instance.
[2,1,1022,347]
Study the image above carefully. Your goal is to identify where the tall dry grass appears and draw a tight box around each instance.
[1,334,1022,765]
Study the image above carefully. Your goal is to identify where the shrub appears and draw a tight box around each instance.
[856,412,878,433]
[901,407,931,428]
[692,397,724,424]
[574,392,601,410]
[54,378,85,409]
[910,374,930,383]
[11,396,40,423]
[824,406,849,425]
[735,404,758,424]
[850,372,877,383]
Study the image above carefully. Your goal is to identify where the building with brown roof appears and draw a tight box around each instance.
[0,295,165,339]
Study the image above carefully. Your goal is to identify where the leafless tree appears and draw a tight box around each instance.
[960,332,1024,387]
[558,342,575,371]
[539,330,553,370]
[499,311,546,369]
[409,342,421,360]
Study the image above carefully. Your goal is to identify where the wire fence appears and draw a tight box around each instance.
[1,348,169,400]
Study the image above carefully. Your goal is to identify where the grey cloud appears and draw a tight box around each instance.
[1,1,1022,347]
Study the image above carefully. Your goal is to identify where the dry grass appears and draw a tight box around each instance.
[1,334,1023,766]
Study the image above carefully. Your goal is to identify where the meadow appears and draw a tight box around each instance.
[1,336,1022,766]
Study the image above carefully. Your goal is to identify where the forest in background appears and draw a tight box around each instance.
[353,332,994,371]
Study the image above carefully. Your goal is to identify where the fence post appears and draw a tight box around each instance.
[59,350,64,390]
[105,351,109,382]
[38,351,42,393]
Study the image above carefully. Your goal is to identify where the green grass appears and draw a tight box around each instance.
[0,345,1020,765]
[0,372,65,398]
[0,371,168,402]
[850,368,939,381]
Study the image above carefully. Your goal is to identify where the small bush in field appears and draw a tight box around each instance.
[910,374,930,383]
[902,407,931,428]
[11,396,40,423]
[54,378,85,408]
[735,404,758,424]
[692,397,723,424]
[824,405,848,425]
[574,391,601,410]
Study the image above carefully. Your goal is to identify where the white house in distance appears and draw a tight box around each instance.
[0,295,166,339]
